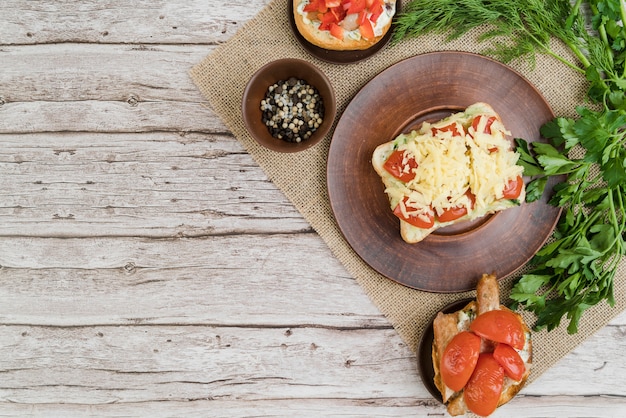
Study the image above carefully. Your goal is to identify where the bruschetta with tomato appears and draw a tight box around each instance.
[372,102,525,244]
[432,273,532,416]
[293,0,397,50]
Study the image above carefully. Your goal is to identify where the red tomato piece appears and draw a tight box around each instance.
[471,115,496,134]
[329,22,344,39]
[464,353,504,417]
[440,331,481,391]
[437,206,467,223]
[436,191,475,223]
[431,123,463,137]
[502,175,524,199]
[393,198,435,229]
[369,0,383,14]
[369,0,383,22]
[304,0,321,12]
[359,19,375,39]
[347,0,366,14]
[325,0,342,7]
[493,343,526,381]
[383,150,418,182]
[357,9,368,25]
[470,309,526,350]
[320,11,337,22]
[318,11,337,30]
[330,5,346,21]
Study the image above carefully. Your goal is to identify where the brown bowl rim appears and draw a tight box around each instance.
[242,58,337,153]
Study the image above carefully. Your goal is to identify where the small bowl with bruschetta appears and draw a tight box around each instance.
[419,273,533,416]
[242,58,336,153]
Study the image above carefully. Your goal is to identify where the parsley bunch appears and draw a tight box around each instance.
[394,0,626,333]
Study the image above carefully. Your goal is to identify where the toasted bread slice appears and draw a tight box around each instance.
[372,103,525,244]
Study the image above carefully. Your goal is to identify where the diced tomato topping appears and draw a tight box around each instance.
[347,0,366,14]
[329,22,344,39]
[493,343,526,381]
[502,175,524,199]
[383,150,418,183]
[369,0,384,22]
[393,197,435,229]
[463,354,504,417]
[440,331,481,391]
[330,5,346,21]
[470,309,526,350]
[357,9,368,25]
[325,0,341,7]
[303,0,320,12]
[359,19,375,39]
[431,123,463,137]
[471,115,496,134]
[318,11,336,30]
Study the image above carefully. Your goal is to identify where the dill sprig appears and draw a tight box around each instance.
[393,0,589,72]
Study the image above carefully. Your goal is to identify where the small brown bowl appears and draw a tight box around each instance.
[242,58,336,153]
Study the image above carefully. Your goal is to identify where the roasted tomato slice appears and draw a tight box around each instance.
[383,150,418,182]
[440,331,481,392]
[493,343,526,381]
[431,123,463,137]
[469,309,526,350]
[464,353,504,417]
[471,115,496,134]
[436,191,475,223]
[393,197,435,228]
[502,175,524,199]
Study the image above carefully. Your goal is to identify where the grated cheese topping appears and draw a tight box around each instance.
[380,104,524,220]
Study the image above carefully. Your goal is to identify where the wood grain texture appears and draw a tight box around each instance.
[1,1,626,417]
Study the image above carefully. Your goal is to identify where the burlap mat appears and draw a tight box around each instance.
[190,0,626,385]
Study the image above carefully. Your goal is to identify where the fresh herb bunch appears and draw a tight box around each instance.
[393,0,626,333]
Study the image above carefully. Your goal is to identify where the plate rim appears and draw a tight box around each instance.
[326,51,562,293]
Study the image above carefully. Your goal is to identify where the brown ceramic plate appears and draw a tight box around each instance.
[418,298,474,403]
[327,51,562,292]
[288,0,399,64]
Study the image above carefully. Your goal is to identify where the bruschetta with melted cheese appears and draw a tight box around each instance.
[293,0,396,50]
[432,273,532,416]
[372,102,525,244]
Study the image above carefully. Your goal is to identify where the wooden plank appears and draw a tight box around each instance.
[0,234,386,327]
[0,44,212,103]
[0,322,624,412]
[0,0,269,45]
[1,397,626,418]
[0,132,310,236]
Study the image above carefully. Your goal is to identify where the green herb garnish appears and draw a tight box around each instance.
[393,0,626,334]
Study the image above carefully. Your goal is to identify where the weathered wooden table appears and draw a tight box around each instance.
[2,1,626,416]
